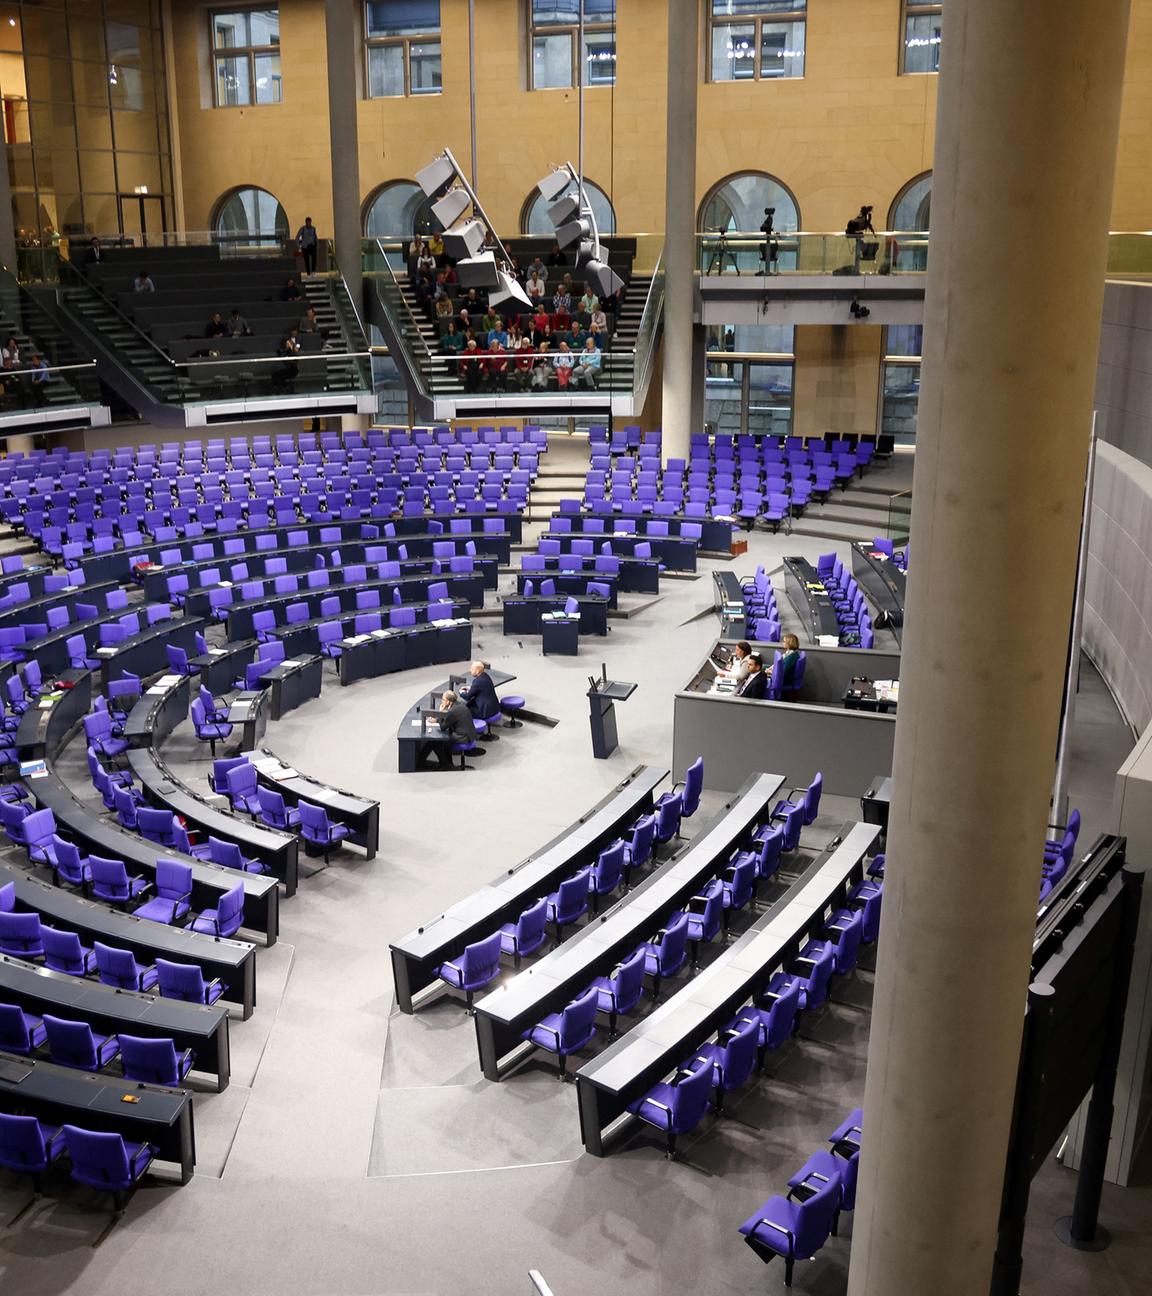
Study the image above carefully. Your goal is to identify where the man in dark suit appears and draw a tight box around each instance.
[428,689,484,768]
[736,653,768,700]
[461,660,500,739]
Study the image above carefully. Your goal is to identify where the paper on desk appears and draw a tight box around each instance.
[272,768,298,780]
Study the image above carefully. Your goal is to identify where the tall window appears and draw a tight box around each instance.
[211,9,281,106]
[366,2,442,97]
[530,1,616,91]
[709,2,806,82]
[881,325,922,444]
[213,186,289,244]
[902,2,943,74]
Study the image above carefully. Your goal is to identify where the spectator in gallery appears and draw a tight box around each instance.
[483,338,509,391]
[134,269,155,293]
[527,268,547,302]
[226,308,251,337]
[460,339,483,392]
[280,275,302,302]
[296,215,319,275]
[552,340,575,387]
[573,337,602,389]
[532,340,552,389]
[590,303,608,339]
[205,311,228,339]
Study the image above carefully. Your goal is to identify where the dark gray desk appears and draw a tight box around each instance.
[224,580,480,640]
[783,557,840,643]
[0,580,119,632]
[574,508,733,554]
[390,764,669,1012]
[0,953,231,1090]
[127,746,299,896]
[124,674,191,747]
[0,862,256,1017]
[0,1052,196,1182]
[516,571,619,607]
[861,775,892,847]
[250,749,379,858]
[228,690,269,752]
[98,617,206,689]
[502,595,609,637]
[524,552,660,595]
[851,542,906,644]
[15,668,89,760]
[337,619,472,685]
[574,820,879,1153]
[472,771,785,1081]
[713,570,747,637]
[541,530,696,573]
[259,654,322,720]
[190,639,258,694]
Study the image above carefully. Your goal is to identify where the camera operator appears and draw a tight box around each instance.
[760,207,780,275]
[846,204,877,272]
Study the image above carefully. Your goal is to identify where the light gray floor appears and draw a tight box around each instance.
[1,448,1147,1296]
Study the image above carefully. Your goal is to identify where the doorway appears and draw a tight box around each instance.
[118,193,167,248]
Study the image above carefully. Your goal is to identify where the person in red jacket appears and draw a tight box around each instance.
[483,339,509,391]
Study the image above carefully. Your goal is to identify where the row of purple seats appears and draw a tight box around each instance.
[816,554,874,648]
[212,754,350,861]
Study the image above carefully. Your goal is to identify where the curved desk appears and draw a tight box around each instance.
[98,617,207,689]
[0,579,119,632]
[850,541,906,643]
[564,507,733,554]
[521,551,660,595]
[515,572,619,607]
[0,863,256,1017]
[472,771,785,1081]
[0,953,231,1090]
[249,749,379,859]
[390,763,668,1011]
[539,530,697,573]
[783,557,841,642]
[395,670,515,775]
[189,639,258,694]
[19,671,279,943]
[575,820,879,1154]
[0,1051,195,1183]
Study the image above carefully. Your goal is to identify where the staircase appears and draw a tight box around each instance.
[524,433,592,523]
[303,275,369,393]
[786,457,913,543]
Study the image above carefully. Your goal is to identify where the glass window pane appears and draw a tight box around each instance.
[886,325,923,357]
[702,174,799,234]
[891,174,932,231]
[109,65,145,111]
[533,33,572,89]
[105,21,142,63]
[583,32,616,85]
[367,1,440,36]
[706,360,744,436]
[213,10,279,50]
[216,186,289,240]
[761,21,804,78]
[583,0,616,18]
[523,179,615,235]
[905,14,942,73]
[409,42,441,95]
[216,55,250,105]
[532,0,580,25]
[883,363,921,442]
[748,362,794,436]
[712,23,755,81]
[364,181,433,238]
[254,53,282,103]
[69,18,108,65]
[368,44,406,97]
[78,150,117,194]
[713,2,805,13]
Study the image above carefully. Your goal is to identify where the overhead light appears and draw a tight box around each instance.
[457,252,502,290]
[556,218,591,249]
[548,194,581,226]
[489,273,532,310]
[431,187,470,229]
[536,170,572,203]
[442,219,487,260]
[416,155,455,198]
[585,258,624,298]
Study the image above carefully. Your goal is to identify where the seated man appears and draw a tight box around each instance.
[226,308,251,337]
[735,653,767,700]
[526,269,547,302]
[134,269,156,293]
[460,660,501,737]
[483,339,509,390]
[532,340,553,389]
[460,339,483,392]
[573,337,602,389]
[578,284,600,315]
[514,335,535,389]
[552,340,576,387]
[280,275,302,302]
[425,689,484,768]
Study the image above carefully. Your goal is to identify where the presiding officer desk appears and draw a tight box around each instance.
[249,749,379,858]
[575,820,880,1154]
[0,952,231,1090]
[472,771,785,1081]
[850,541,906,644]
[395,669,516,774]
[124,673,300,893]
[390,764,668,1011]
[15,670,279,946]
[0,1052,196,1183]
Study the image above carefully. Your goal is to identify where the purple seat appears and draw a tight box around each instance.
[41,925,97,976]
[590,947,646,1036]
[695,1015,760,1114]
[737,1171,842,1284]
[61,1126,156,1210]
[523,986,599,1078]
[156,957,225,1005]
[94,940,159,991]
[0,909,44,958]
[133,860,193,925]
[298,801,350,862]
[628,1054,714,1159]
[43,1014,121,1071]
[190,882,245,937]
[119,1035,194,1087]
[641,910,689,998]
[498,897,549,966]
[545,868,591,936]
[0,1002,47,1055]
[90,855,149,907]
[436,930,502,1012]
[0,1114,66,1191]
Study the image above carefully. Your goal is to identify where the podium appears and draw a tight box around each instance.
[588,679,637,758]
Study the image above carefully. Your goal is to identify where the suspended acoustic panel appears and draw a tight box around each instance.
[457,252,502,289]
[442,219,487,261]
[416,156,455,198]
[432,187,471,229]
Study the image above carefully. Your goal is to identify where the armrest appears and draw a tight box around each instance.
[755,1219,795,1242]
[794,955,817,967]
[128,1144,155,1176]
[534,1023,561,1046]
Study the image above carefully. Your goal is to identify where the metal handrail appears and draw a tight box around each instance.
[372,238,436,381]
[58,258,179,378]
[631,248,665,402]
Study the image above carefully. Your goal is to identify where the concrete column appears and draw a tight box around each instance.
[0,130,18,273]
[4,435,35,456]
[325,0,363,318]
[847,5,1131,1296]
[659,0,699,464]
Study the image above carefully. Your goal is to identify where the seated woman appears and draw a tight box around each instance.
[720,641,753,685]
[532,306,552,345]
[589,305,609,339]
[771,633,802,693]
[531,340,553,389]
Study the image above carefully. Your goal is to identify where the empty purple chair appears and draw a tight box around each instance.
[190,882,245,937]
[590,947,646,1037]
[436,930,502,1012]
[133,860,193,925]
[545,868,591,938]
[94,940,159,991]
[695,1015,760,1114]
[641,911,690,999]
[0,1002,47,1054]
[119,1035,194,1087]
[41,925,97,976]
[629,1054,714,1159]
[0,909,44,958]
[0,1113,66,1192]
[61,1126,156,1211]
[156,957,225,1005]
[523,986,599,1078]
[43,1014,121,1071]
[298,801,350,862]
[90,855,149,907]
[498,897,549,967]
[737,1171,842,1285]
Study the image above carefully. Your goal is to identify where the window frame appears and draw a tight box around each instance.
[707,2,807,84]
[210,7,282,108]
[900,1,943,76]
[365,2,442,98]
[528,1,617,92]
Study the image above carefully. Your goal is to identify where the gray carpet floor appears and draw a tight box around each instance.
[1,447,1147,1296]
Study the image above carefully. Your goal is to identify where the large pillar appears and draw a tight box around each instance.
[0,123,18,274]
[325,0,362,317]
[659,0,699,463]
[847,5,1130,1296]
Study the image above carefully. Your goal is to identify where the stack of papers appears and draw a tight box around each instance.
[154,674,182,687]
[19,759,47,778]
[817,634,840,648]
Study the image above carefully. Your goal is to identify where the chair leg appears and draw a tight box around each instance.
[784,1256,794,1287]
[557,1053,567,1081]
[465,989,475,1014]
[608,1009,618,1039]
[666,1127,677,1160]
[651,973,662,1002]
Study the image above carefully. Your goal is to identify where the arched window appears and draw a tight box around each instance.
[212,186,289,244]
[889,172,932,231]
[521,178,616,237]
[363,180,439,240]
[698,172,800,234]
